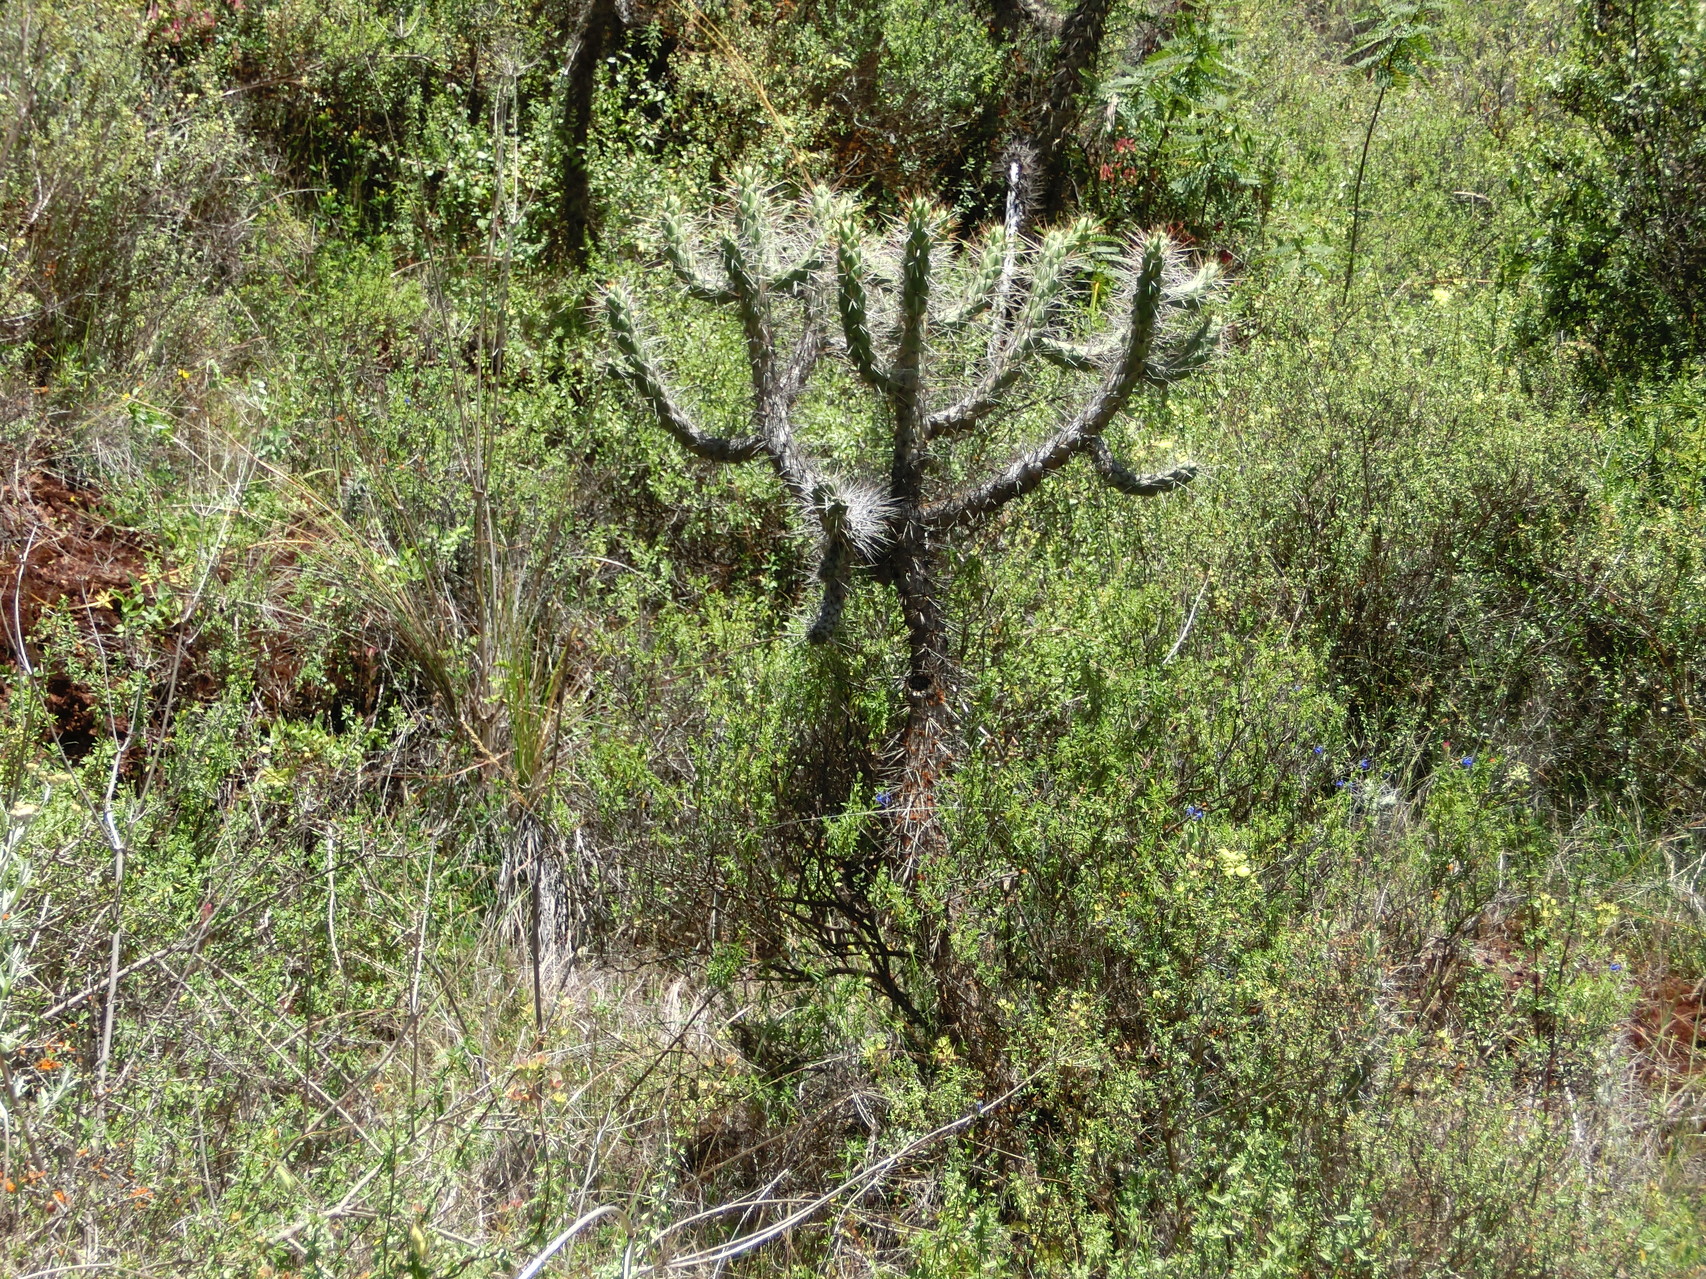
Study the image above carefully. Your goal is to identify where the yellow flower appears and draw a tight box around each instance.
[1216,847,1253,879]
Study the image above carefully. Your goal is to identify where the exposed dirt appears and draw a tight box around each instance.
[1631,973,1706,1082]
[0,470,148,647]
[1403,913,1704,1096]
[1,470,383,759]
[0,471,151,755]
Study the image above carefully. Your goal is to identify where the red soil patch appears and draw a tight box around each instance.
[0,471,151,755]
[1456,919,1704,1089]
[1631,974,1706,1081]
[0,471,148,643]
[1,471,383,756]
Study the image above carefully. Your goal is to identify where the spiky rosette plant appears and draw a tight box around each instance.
[604,168,1214,869]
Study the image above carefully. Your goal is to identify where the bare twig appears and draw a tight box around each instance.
[511,1203,633,1279]
[1162,575,1210,666]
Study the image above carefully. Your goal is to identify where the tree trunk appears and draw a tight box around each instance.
[888,541,997,1053]
[993,0,1177,224]
[555,0,624,265]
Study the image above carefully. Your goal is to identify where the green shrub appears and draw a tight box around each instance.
[0,0,253,380]
[1089,13,1270,245]
[1516,0,1706,385]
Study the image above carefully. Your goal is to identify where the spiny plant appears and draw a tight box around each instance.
[604,169,1216,867]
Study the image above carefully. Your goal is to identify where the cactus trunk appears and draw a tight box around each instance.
[890,541,953,875]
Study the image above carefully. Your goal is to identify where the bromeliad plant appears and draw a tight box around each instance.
[604,170,1217,864]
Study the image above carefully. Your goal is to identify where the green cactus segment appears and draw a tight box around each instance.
[718,233,763,309]
[659,196,733,304]
[1038,340,1099,371]
[602,289,764,463]
[769,251,822,295]
[832,225,893,394]
[718,233,776,400]
[1114,236,1168,393]
[893,199,938,436]
[1163,261,1220,314]
[1010,220,1091,340]
[898,200,936,357]
[732,168,771,271]
[1147,315,1221,386]
[946,227,1013,327]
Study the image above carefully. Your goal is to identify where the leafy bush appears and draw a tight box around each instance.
[1089,13,1270,244]
[0,0,253,380]
[1517,0,1706,384]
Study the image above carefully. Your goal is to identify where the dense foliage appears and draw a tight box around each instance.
[1519,0,1706,383]
[0,0,1703,1276]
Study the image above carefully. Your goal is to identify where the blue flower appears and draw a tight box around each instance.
[1335,779,1349,790]
[1460,756,1475,769]
[1184,804,1205,820]
[1312,745,1326,756]
[874,791,891,809]
[1358,757,1371,770]
[1609,963,1623,972]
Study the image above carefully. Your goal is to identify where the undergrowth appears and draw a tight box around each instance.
[0,0,1702,1274]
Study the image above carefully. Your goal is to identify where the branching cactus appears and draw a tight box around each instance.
[604,168,1214,868]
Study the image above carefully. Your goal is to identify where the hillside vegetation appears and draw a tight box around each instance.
[1,0,1704,1274]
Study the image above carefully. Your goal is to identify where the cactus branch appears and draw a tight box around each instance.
[1087,436,1198,494]
[770,253,823,296]
[733,169,772,270]
[890,200,939,477]
[719,233,776,405]
[776,324,826,410]
[603,289,766,463]
[926,219,1099,441]
[831,225,895,395]
[944,227,1013,328]
[1038,339,1099,371]
[923,235,1171,529]
[661,200,736,304]
[924,353,1030,441]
